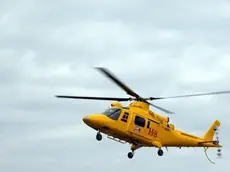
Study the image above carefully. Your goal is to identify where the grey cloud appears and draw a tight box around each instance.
[1,0,230,171]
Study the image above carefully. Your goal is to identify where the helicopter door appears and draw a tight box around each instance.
[128,113,147,139]
[120,111,129,123]
[117,110,130,131]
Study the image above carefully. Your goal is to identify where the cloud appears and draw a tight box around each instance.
[0,0,230,171]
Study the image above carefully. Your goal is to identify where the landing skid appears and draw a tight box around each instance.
[95,131,127,144]
[107,135,127,144]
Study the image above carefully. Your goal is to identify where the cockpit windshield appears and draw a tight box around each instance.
[102,108,122,120]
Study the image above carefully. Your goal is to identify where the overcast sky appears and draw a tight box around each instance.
[0,0,230,171]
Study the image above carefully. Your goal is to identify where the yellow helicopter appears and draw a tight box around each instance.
[56,67,228,163]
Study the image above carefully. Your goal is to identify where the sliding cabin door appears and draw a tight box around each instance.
[128,113,151,142]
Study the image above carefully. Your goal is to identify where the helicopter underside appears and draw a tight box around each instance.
[92,128,164,158]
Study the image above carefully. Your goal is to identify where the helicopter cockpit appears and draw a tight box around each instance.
[102,108,122,120]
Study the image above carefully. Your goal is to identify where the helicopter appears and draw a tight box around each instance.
[56,67,228,163]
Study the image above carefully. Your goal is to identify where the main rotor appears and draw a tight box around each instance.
[56,67,230,114]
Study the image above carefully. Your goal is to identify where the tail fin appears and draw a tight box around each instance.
[203,120,220,140]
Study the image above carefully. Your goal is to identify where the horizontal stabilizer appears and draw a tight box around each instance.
[198,140,217,144]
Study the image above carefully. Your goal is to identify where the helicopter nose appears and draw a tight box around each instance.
[83,116,90,123]
[82,115,99,124]
[82,115,104,128]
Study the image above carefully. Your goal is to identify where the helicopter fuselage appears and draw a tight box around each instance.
[82,102,221,149]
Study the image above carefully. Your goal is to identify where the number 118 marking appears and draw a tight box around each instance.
[148,128,158,138]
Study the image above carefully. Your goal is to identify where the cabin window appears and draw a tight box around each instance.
[134,115,145,127]
[147,120,150,128]
[121,112,129,122]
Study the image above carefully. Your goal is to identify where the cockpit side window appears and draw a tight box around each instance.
[102,108,119,116]
[102,108,121,120]
[109,109,121,120]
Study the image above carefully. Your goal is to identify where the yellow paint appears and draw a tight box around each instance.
[111,102,122,108]
[83,101,222,150]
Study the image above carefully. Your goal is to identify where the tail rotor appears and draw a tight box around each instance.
[214,126,222,158]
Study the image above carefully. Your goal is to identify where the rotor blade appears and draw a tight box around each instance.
[149,90,230,100]
[95,67,141,98]
[56,95,132,101]
[148,102,174,114]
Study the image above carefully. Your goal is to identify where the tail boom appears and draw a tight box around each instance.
[162,120,222,148]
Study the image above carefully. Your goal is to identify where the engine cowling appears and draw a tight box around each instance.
[156,115,170,123]
[111,102,122,108]
[169,124,175,130]
[149,111,169,123]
